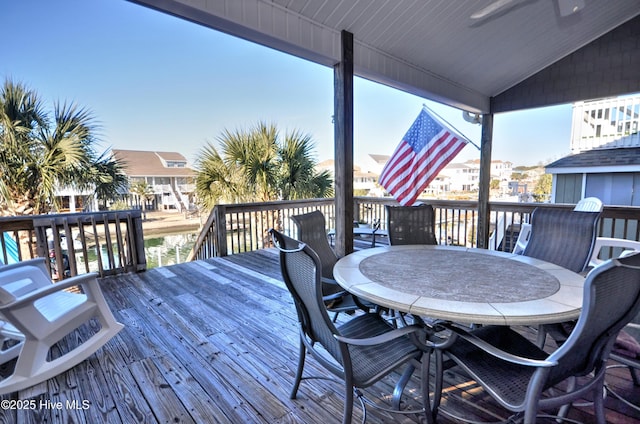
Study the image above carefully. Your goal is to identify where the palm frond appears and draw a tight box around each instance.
[195,122,331,205]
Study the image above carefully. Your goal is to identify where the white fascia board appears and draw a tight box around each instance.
[546,165,639,174]
[129,0,489,113]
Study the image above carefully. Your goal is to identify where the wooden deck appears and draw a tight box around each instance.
[1,249,639,423]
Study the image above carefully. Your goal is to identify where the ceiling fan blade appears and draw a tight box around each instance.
[470,0,525,20]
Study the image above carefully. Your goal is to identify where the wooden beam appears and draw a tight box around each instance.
[477,112,494,249]
[334,30,354,256]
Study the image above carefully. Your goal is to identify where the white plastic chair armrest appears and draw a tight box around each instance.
[0,273,98,310]
[590,237,640,266]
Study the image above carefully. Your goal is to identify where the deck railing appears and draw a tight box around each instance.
[189,197,640,260]
[188,199,335,259]
[0,210,146,278]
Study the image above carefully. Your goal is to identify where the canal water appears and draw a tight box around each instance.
[145,232,197,269]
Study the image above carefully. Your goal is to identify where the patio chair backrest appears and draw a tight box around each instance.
[523,208,600,273]
[269,229,343,363]
[291,211,337,281]
[385,204,438,246]
[548,251,640,384]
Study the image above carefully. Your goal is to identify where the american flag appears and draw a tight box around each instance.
[379,108,468,206]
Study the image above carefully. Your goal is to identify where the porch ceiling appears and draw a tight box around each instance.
[131,0,640,113]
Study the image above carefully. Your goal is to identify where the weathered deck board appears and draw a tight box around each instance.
[0,249,639,423]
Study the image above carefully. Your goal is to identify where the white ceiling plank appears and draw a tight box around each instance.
[132,0,640,112]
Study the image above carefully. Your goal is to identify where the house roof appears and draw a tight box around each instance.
[317,159,334,168]
[131,0,640,114]
[445,163,473,170]
[369,154,390,163]
[546,147,640,173]
[112,149,195,177]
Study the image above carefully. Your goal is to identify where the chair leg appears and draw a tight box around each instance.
[433,349,443,415]
[425,349,442,424]
[342,381,354,424]
[421,350,438,424]
[593,384,607,424]
[290,340,306,399]
[629,366,640,386]
[536,325,548,348]
[556,376,576,420]
[0,320,123,395]
[11,339,50,380]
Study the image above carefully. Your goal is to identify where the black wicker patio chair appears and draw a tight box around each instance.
[522,207,601,274]
[269,228,431,424]
[291,211,375,320]
[385,204,438,246]
[522,207,602,347]
[429,251,640,424]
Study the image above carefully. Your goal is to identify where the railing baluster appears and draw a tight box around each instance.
[0,210,144,277]
[90,215,104,276]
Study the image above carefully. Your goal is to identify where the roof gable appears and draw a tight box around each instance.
[112,149,194,177]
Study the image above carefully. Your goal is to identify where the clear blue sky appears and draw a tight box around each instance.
[1,0,573,168]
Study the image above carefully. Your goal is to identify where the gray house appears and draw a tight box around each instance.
[547,147,640,205]
[547,96,640,206]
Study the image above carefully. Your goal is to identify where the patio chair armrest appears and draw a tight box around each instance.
[321,277,348,301]
[0,273,99,310]
[321,276,340,286]
[335,324,424,346]
[442,323,558,368]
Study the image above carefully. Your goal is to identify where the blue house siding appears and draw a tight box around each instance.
[586,173,640,206]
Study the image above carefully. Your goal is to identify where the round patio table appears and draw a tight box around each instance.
[333,245,586,326]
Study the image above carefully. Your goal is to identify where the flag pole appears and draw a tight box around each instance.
[422,104,481,151]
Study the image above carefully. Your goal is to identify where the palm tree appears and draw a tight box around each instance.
[195,122,333,209]
[129,181,155,219]
[194,143,251,207]
[277,129,333,200]
[93,152,129,210]
[0,79,127,215]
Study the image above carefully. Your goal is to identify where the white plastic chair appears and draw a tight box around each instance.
[0,258,123,394]
[512,222,531,255]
